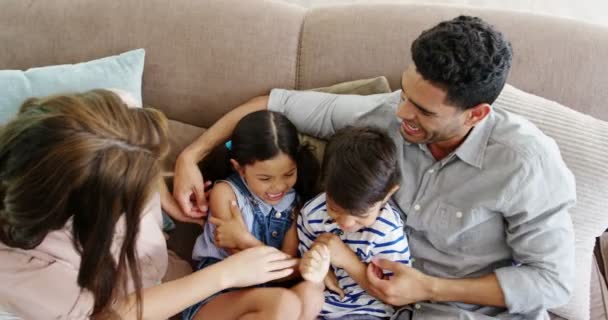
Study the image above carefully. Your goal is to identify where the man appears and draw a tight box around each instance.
[173,16,575,319]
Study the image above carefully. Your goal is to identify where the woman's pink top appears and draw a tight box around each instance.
[0,193,168,318]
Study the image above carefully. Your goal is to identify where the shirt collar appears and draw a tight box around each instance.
[400,110,495,169]
[453,109,494,169]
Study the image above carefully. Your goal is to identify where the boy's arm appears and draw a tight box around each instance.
[314,233,381,299]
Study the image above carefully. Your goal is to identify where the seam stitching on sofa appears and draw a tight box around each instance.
[295,8,308,90]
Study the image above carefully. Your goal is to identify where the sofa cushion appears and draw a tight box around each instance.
[300,76,392,162]
[494,84,608,320]
[0,49,145,124]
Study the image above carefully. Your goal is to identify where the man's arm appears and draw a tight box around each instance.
[181,96,269,163]
[493,153,576,313]
[367,154,575,311]
[173,90,392,218]
[365,257,507,307]
[173,96,268,215]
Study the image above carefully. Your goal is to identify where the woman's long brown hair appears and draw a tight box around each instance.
[0,89,169,318]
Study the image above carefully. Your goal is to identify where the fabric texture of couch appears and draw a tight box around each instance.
[2,1,607,319]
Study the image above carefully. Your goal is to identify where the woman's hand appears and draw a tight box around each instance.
[215,246,298,288]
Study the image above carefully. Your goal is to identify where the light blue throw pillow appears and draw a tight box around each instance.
[0,48,145,124]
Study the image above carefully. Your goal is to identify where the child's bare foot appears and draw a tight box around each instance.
[300,244,330,283]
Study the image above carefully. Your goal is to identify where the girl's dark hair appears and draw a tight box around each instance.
[322,126,400,216]
[202,111,319,203]
[0,90,169,318]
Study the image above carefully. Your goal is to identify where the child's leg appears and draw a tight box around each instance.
[193,287,301,320]
[294,244,332,320]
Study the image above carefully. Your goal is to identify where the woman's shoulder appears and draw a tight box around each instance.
[0,237,94,318]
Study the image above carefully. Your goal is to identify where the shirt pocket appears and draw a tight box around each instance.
[426,202,481,252]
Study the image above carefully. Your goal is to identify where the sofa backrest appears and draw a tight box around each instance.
[0,0,305,128]
[297,4,608,121]
[2,0,607,124]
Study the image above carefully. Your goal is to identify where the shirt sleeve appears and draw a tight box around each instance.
[494,151,576,314]
[268,89,394,139]
[370,226,411,278]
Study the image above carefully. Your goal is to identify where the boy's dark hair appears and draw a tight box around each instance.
[411,15,513,109]
[322,126,400,216]
[202,111,319,203]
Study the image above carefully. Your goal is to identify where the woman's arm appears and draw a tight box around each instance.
[108,246,297,320]
[173,96,269,216]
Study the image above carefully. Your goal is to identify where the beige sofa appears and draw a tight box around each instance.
[2,0,607,319]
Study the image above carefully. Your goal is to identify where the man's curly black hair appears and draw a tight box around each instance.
[411,16,513,110]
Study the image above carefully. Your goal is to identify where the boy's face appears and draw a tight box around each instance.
[325,196,383,233]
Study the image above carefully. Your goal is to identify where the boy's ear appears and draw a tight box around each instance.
[230,159,244,175]
[382,185,400,203]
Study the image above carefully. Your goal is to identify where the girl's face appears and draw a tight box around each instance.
[232,152,298,205]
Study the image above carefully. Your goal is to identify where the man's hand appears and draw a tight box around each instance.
[313,233,358,269]
[173,150,209,218]
[365,258,435,306]
[208,200,259,250]
[160,178,207,225]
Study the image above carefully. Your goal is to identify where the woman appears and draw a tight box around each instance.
[0,90,296,319]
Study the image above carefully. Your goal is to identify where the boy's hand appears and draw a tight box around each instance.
[324,269,345,300]
[314,233,358,269]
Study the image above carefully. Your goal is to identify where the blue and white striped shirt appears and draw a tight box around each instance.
[297,193,411,319]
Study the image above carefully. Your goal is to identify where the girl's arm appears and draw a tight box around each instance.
[208,183,263,251]
[280,220,299,257]
[106,246,297,320]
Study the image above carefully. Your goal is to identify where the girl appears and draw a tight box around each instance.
[184,110,324,320]
[0,90,296,319]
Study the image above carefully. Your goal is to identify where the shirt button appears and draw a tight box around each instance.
[411,257,416,263]
[414,204,421,211]
[271,231,279,238]
[428,169,434,173]
[414,303,421,309]
[275,212,282,218]
[337,230,344,236]
[456,211,463,218]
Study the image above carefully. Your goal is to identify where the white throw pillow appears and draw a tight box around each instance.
[494,84,608,320]
[0,49,145,124]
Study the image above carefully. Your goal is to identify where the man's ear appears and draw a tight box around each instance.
[382,185,400,203]
[230,159,244,176]
[465,103,491,127]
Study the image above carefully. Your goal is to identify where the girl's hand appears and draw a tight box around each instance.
[209,200,258,250]
[215,246,298,288]
[313,233,358,269]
